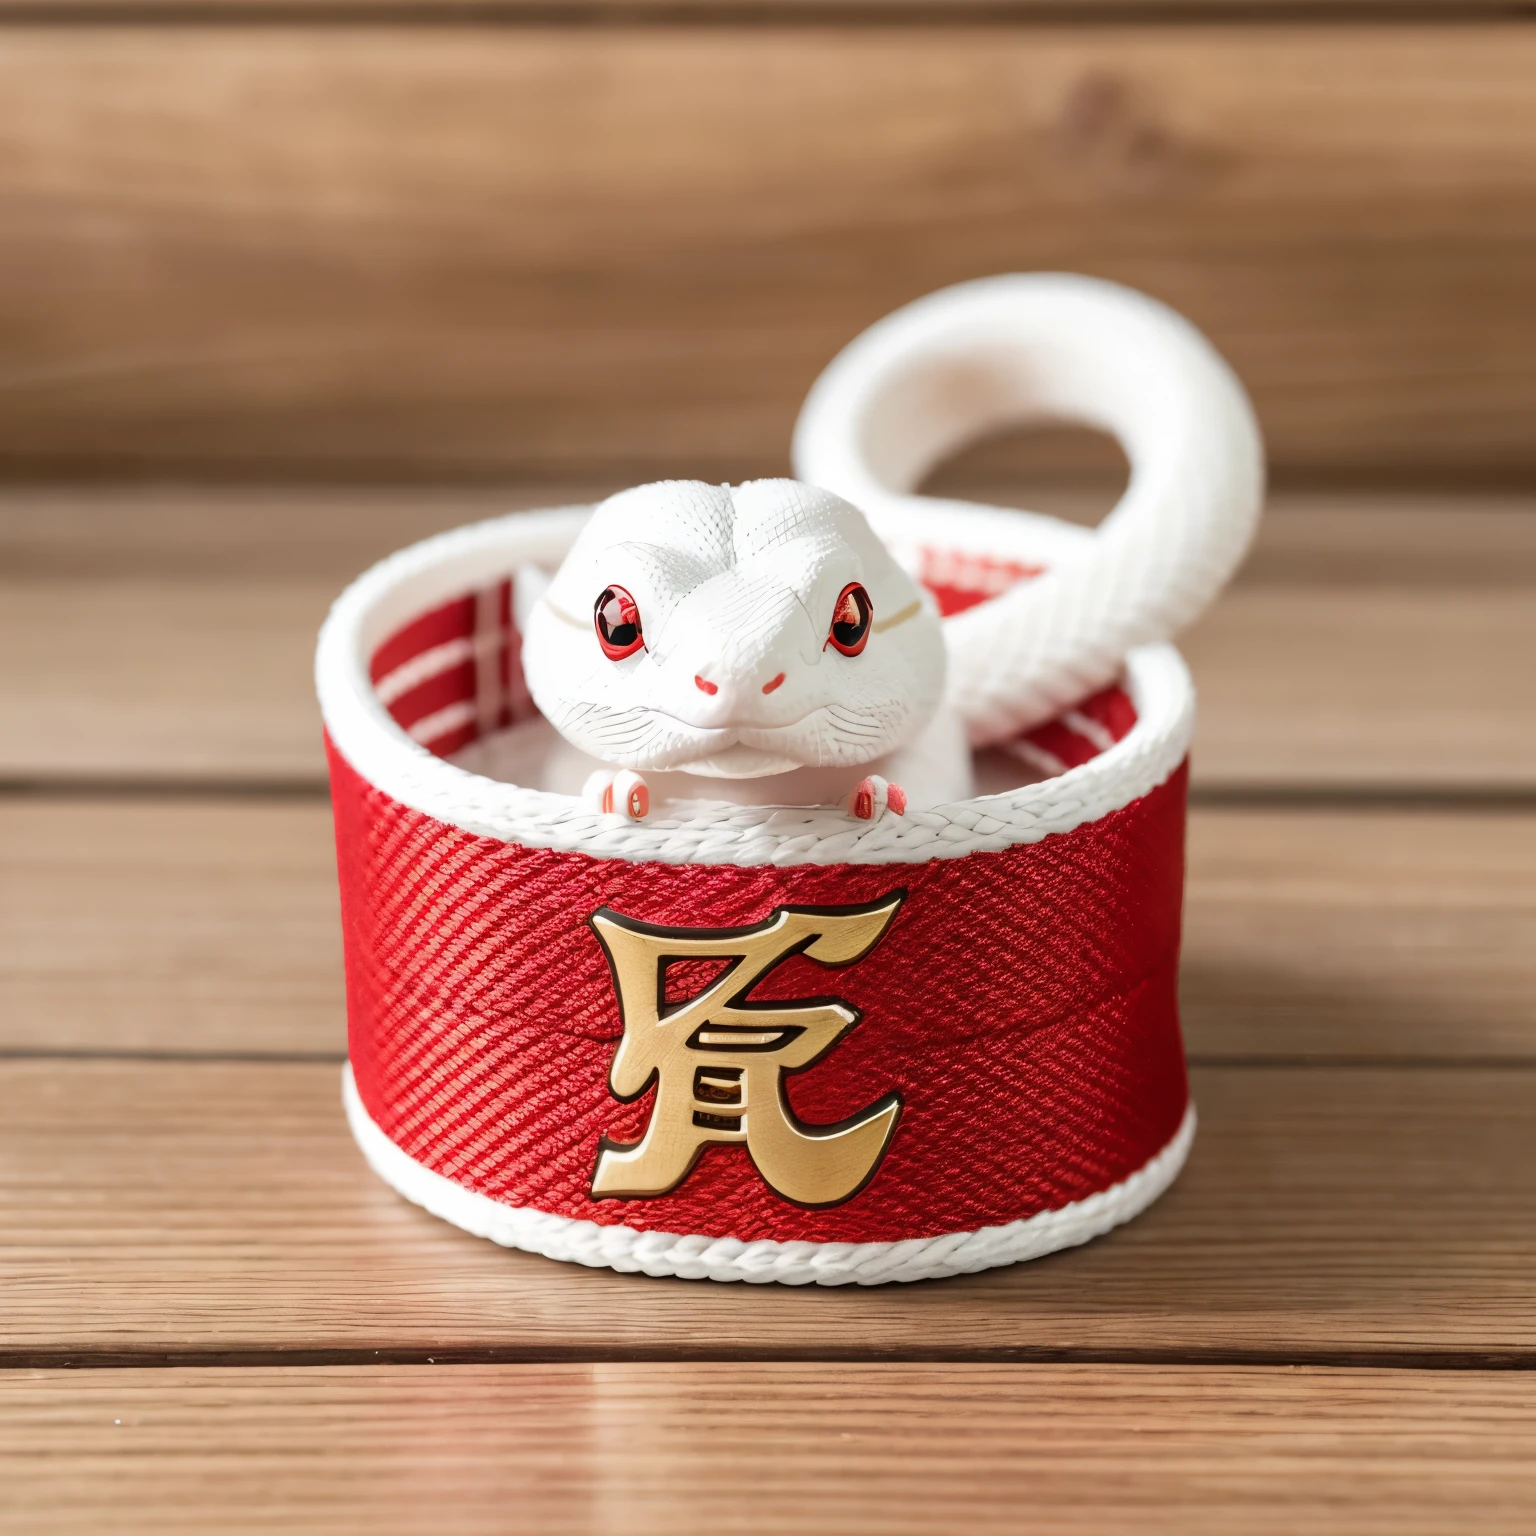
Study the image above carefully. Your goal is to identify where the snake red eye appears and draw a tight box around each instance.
[826,582,873,657]
[594,585,644,660]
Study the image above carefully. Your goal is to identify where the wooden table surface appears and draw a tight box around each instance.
[1,486,1533,1532]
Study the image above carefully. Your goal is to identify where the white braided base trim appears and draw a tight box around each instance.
[343,1064,1195,1287]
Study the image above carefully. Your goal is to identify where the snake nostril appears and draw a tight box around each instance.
[762,672,786,695]
[694,674,719,696]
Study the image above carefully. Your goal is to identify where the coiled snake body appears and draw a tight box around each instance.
[521,275,1264,823]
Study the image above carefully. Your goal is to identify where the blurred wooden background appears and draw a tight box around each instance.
[3,7,1536,1534]
[0,15,1531,483]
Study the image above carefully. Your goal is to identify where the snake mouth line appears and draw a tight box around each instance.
[574,704,862,776]
[640,704,831,739]
[638,707,836,777]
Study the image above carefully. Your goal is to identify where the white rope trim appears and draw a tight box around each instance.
[316,506,1194,867]
[343,1064,1195,1287]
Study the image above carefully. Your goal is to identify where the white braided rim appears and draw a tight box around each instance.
[344,1064,1195,1286]
[315,503,1194,867]
[794,272,1264,745]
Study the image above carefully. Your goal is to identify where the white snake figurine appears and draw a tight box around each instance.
[519,274,1264,823]
[521,477,966,822]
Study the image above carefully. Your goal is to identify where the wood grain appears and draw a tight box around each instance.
[1183,587,1536,792]
[1182,807,1536,1061]
[14,485,1536,586]
[0,575,336,785]
[1,1056,1532,1361]
[4,1364,1535,1536]
[7,0,1515,13]
[0,799,342,1057]
[0,28,1530,477]
[0,484,612,582]
[2,492,1531,790]
[5,798,1533,1060]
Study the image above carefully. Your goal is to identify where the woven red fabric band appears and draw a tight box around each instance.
[330,739,1190,1246]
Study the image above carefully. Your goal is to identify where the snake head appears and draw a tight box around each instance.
[523,479,945,778]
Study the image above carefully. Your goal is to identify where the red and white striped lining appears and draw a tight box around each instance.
[370,578,535,760]
[916,547,1044,622]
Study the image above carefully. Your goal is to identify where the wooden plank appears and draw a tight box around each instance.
[0,574,336,785]
[1184,587,1536,792]
[0,484,606,582]
[1183,807,1536,1061]
[0,800,342,1058]
[4,1364,1535,1536]
[7,487,1534,585]
[6,798,1533,1061]
[7,0,1517,14]
[0,29,1530,478]
[2,492,1532,791]
[1,1057,1532,1361]
[1203,494,1536,590]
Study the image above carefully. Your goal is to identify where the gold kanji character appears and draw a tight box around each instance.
[589,893,905,1207]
